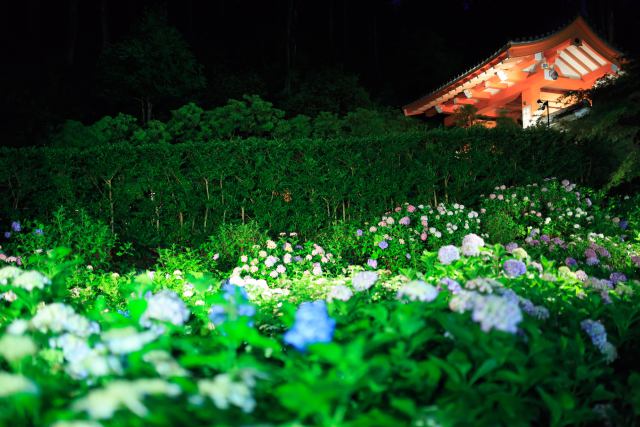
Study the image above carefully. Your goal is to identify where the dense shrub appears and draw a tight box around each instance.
[0,128,601,247]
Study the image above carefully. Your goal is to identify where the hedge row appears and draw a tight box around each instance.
[0,127,596,246]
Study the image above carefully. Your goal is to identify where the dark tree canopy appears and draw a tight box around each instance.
[98,6,206,122]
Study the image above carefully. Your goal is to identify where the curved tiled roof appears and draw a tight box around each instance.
[403,15,624,116]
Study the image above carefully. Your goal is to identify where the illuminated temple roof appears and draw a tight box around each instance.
[403,16,623,127]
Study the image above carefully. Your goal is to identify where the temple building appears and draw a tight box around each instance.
[403,16,623,128]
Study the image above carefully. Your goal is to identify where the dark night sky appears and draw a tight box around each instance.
[1,0,638,146]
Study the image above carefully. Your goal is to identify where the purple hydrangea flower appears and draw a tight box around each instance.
[356,229,363,236]
[596,246,610,258]
[503,259,527,278]
[619,220,628,230]
[378,240,389,250]
[438,245,460,265]
[632,255,640,268]
[367,258,378,269]
[609,272,627,285]
[575,270,588,281]
[541,235,551,243]
[405,253,411,260]
[586,257,599,266]
[584,248,597,259]
[265,255,278,268]
[283,301,335,351]
[10,221,21,232]
[3,232,10,239]
[399,216,411,226]
[505,242,518,253]
[440,278,461,294]
[565,257,578,267]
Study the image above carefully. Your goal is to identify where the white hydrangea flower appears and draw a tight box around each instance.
[73,379,181,419]
[140,290,190,327]
[327,285,353,302]
[0,334,37,361]
[31,303,99,337]
[461,234,484,256]
[0,266,22,284]
[101,326,162,355]
[142,350,189,377]
[397,281,439,302]
[198,371,257,413]
[0,371,38,397]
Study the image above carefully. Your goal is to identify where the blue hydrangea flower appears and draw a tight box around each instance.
[284,301,335,351]
[11,221,21,232]
[503,259,527,277]
[581,319,608,352]
[34,229,44,235]
[3,232,10,239]
[356,229,363,236]
[209,282,256,327]
[580,319,618,362]
[437,245,460,265]
[619,220,628,230]
[378,240,389,250]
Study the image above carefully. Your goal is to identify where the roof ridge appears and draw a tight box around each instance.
[405,14,623,112]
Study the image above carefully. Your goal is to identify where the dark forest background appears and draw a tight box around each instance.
[1,0,638,147]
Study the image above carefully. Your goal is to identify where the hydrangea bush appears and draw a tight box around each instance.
[1,178,639,426]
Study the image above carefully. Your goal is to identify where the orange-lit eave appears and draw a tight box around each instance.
[403,16,623,117]
[402,49,509,116]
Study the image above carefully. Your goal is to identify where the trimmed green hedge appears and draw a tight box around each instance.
[0,127,594,245]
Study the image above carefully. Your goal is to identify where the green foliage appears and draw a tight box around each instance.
[199,221,269,272]
[5,207,117,270]
[280,67,372,116]
[0,128,602,247]
[562,60,640,190]
[483,210,524,244]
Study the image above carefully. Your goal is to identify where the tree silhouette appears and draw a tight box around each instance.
[97,6,206,123]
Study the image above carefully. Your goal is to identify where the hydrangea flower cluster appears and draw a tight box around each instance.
[73,379,181,419]
[233,239,338,281]
[208,282,257,327]
[461,233,484,256]
[351,271,378,291]
[283,301,335,351]
[503,259,527,278]
[198,370,259,413]
[437,245,459,265]
[140,290,190,327]
[580,319,617,362]
[449,289,523,333]
[327,284,353,302]
[396,280,439,302]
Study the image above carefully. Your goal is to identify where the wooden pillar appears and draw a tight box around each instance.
[521,85,540,128]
